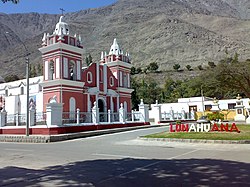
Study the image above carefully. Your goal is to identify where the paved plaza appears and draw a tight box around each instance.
[0,126,250,186]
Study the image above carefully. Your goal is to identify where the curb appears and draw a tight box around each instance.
[0,124,166,143]
[139,137,250,144]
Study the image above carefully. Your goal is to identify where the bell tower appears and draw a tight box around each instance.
[100,38,133,111]
[39,16,85,112]
[39,16,83,81]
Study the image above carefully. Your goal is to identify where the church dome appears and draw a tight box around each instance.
[54,16,70,36]
[109,38,121,55]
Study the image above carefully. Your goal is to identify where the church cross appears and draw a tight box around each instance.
[60,8,65,16]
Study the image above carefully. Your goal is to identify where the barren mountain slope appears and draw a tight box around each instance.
[0,0,250,78]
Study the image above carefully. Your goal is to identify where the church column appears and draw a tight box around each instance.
[103,64,107,94]
[128,73,130,88]
[96,62,100,91]
[110,96,113,112]
[87,93,91,112]
[117,96,120,112]
[96,94,99,109]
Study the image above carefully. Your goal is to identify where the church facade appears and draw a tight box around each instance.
[0,16,133,116]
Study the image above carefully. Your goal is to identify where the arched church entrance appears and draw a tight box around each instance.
[98,98,106,122]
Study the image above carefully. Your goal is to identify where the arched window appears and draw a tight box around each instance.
[123,73,128,88]
[5,89,8,96]
[87,72,92,83]
[49,60,55,80]
[110,77,114,87]
[20,87,24,95]
[69,61,76,80]
[69,97,76,120]
[100,69,103,83]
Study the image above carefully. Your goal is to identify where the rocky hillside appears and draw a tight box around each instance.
[1,0,250,78]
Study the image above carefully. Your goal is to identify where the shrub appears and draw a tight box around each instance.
[207,112,224,121]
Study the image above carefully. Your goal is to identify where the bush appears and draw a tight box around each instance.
[207,112,224,121]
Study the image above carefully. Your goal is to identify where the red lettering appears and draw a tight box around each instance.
[181,124,189,132]
[170,124,175,132]
[220,123,229,132]
[176,124,181,132]
[230,123,240,133]
[211,123,219,131]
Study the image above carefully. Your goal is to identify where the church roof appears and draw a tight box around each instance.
[54,16,69,36]
[109,38,122,55]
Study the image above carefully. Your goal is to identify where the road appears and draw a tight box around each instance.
[0,126,250,186]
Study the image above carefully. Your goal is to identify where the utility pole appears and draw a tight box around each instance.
[201,85,205,116]
[5,31,30,136]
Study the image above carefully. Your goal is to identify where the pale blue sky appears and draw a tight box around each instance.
[0,0,117,14]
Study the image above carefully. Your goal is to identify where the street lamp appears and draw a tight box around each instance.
[5,31,30,136]
[25,56,30,136]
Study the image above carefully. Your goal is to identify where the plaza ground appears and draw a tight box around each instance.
[0,125,250,186]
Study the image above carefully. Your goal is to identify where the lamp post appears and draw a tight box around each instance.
[25,56,29,136]
[5,31,30,136]
[201,85,205,116]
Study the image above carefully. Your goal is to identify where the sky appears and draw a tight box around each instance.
[0,0,117,14]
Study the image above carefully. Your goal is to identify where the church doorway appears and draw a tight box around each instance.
[98,99,106,122]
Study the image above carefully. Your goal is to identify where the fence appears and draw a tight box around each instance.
[4,112,47,126]
[6,113,26,126]
[161,112,194,121]
[1,100,149,127]
[62,110,144,125]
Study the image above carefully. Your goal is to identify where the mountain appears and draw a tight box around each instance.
[1,0,250,78]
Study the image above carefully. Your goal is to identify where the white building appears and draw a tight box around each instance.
[149,96,250,119]
[0,76,43,115]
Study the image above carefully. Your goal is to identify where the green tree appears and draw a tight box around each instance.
[208,61,216,68]
[186,65,192,71]
[132,77,161,107]
[214,59,250,98]
[232,52,239,63]
[147,62,159,72]
[197,65,203,70]
[173,64,180,71]
[136,67,142,74]
[30,64,37,78]
[4,74,20,82]
[131,66,136,75]
[161,78,182,102]
[131,78,140,110]
[37,63,43,76]
[85,54,93,66]
[88,54,93,64]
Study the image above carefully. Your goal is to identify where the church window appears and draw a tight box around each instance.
[123,73,128,88]
[87,72,92,83]
[69,61,76,80]
[20,87,24,95]
[100,69,103,83]
[110,77,114,87]
[5,89,8,96]
[49,60,55,80]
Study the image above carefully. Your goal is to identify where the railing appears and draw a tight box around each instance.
[6,113,26,126]
[1,110,146,127]
[110,112,119,122]
[79,112,92,123]
[99,112,108,122]
[126,112,144,122]
[161,112,194,121]
[62,112,77,124]
[35,112,47,125]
